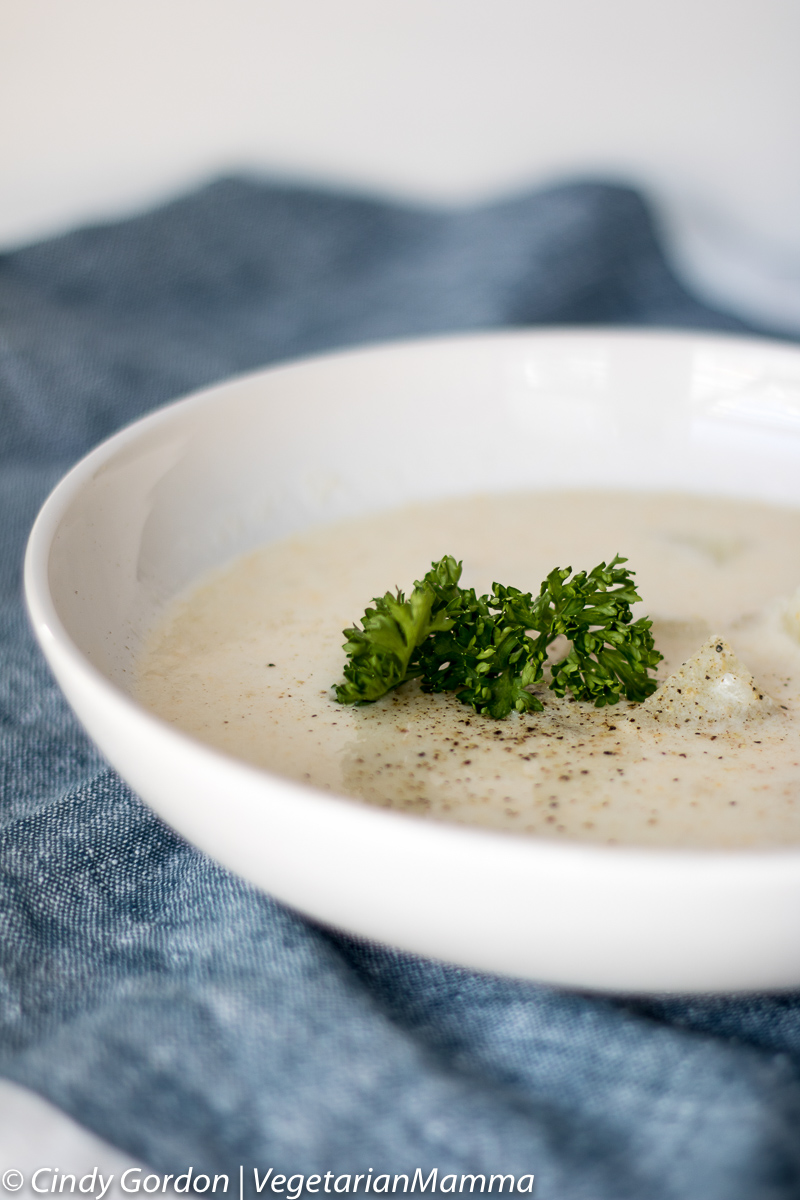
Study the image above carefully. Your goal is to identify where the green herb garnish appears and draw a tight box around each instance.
[334,555,662,719]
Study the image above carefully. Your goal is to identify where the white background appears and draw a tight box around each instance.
[3,0,800,327]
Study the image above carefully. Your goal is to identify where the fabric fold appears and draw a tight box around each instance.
[1,176,799,1199]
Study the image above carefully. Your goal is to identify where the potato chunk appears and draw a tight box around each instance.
[641,636,777,727]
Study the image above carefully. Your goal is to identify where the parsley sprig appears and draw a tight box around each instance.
[334,555,661,719]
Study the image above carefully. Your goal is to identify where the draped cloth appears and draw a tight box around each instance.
[3,177,800,1200]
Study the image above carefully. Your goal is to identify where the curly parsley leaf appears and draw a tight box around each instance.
[333,555,463,705]
[415,586,546,719]
[529,558,662,708]
[335,554,661,718]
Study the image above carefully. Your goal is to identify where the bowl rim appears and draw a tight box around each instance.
[23,324,800,884]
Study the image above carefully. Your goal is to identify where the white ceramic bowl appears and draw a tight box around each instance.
[25,329,800,993]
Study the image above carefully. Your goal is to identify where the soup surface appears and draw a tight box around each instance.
[136,491,800,849]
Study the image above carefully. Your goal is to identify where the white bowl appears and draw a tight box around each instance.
[24,329,800,993]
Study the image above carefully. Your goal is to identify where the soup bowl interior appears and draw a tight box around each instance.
[24,329,800,992]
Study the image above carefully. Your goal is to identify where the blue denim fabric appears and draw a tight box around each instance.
[2,177,799,1199]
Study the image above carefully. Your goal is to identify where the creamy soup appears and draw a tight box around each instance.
[136,491,800,849]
